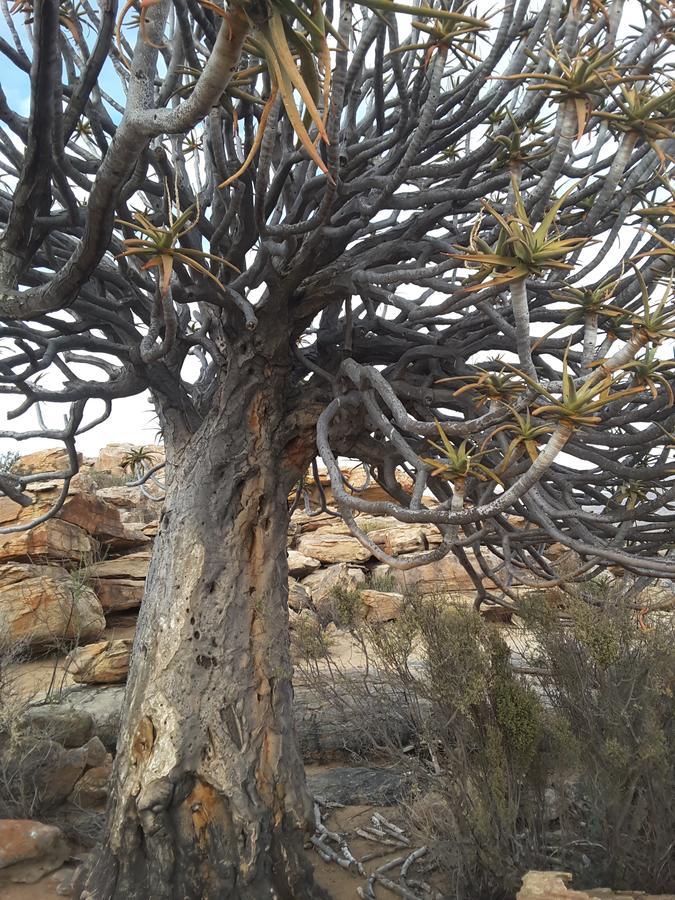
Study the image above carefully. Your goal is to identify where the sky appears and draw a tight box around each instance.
[0,15,158,455]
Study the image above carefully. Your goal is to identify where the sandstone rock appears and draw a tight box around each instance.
[366,522,442,556]
[32,686,126,752]
[0,519,97,564]
[66,639,132,684]
[57,493,149,549]
[0,491,144,552]
[95,577,145,613]
[297,532,372,564]
[287,550,321,577]
[290,509,347,533]
[289,607,320,630]
[371,550,494,596]
[516,871,591,899]
[12,447,81,475]
[69,763,112,809]
[0,820,69,884]
[301,563,366,609]
[35,680,416,761]
[0,563,105,648]
[88,549,151,580]
[82,736,109,769]
[360,589,405,623]
[288,578,312,612]
[92,443,163,477]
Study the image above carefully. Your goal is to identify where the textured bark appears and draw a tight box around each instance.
[74,335,323,899]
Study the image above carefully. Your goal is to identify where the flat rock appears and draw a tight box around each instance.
[297,532,372,564]
[307,766,409,806]
[95,577,145,613]
[0,820,69,884]
[0,519,97,565]
[365,522,443,556]
[371,549,496,596]
[88,549,152,581]
[12,448,80,476]
[301,563,366,604]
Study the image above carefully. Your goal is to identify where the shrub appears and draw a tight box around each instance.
[299,590,675,897]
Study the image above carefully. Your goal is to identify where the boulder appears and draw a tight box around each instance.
[66,639,132,684]
[32,685,126,752]
[287,550,321,578]
[21,704,94,748]
[57,493,149,550]
[0,562,105,648]
[297,532,372,564]
[360,589,405,623]
[95,577,145,613]
[0,820,69,884]
[0,519,97,564]
[301,563,366,619]
[33,679,418,761]
[69,763,113,809]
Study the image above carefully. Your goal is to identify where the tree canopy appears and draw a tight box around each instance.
[1,0,674,593]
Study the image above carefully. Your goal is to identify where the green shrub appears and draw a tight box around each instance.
[301,589,675,897]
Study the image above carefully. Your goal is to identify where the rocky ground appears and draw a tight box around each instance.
[1,444,673,899]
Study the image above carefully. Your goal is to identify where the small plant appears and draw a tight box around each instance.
[368,572,399,593]
[116,196,239,298]
[0,450,19,473]
[452,180,590,291]
[119,445,158,479]
[421,421,503,487]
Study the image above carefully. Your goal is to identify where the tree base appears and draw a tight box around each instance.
[73,793,327,900]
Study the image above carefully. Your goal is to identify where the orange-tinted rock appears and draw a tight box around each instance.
[95,577,145,613]
[66,639,132,684]
[0,562,105,647]
[0,518,96,564]
[0,820,69,884]
[12,447,81,475]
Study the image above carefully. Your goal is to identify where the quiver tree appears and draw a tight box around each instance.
[0,0,674,895]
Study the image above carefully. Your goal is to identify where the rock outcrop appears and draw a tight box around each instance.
[0,562,105,647]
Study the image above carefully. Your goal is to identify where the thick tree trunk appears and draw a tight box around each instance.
[74,351,324,899]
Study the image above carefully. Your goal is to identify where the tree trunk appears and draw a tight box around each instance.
[74,347,324,899]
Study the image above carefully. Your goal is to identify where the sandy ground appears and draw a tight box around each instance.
[0,804,429,900]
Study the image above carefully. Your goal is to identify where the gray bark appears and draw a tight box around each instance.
[74,330,324,899]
